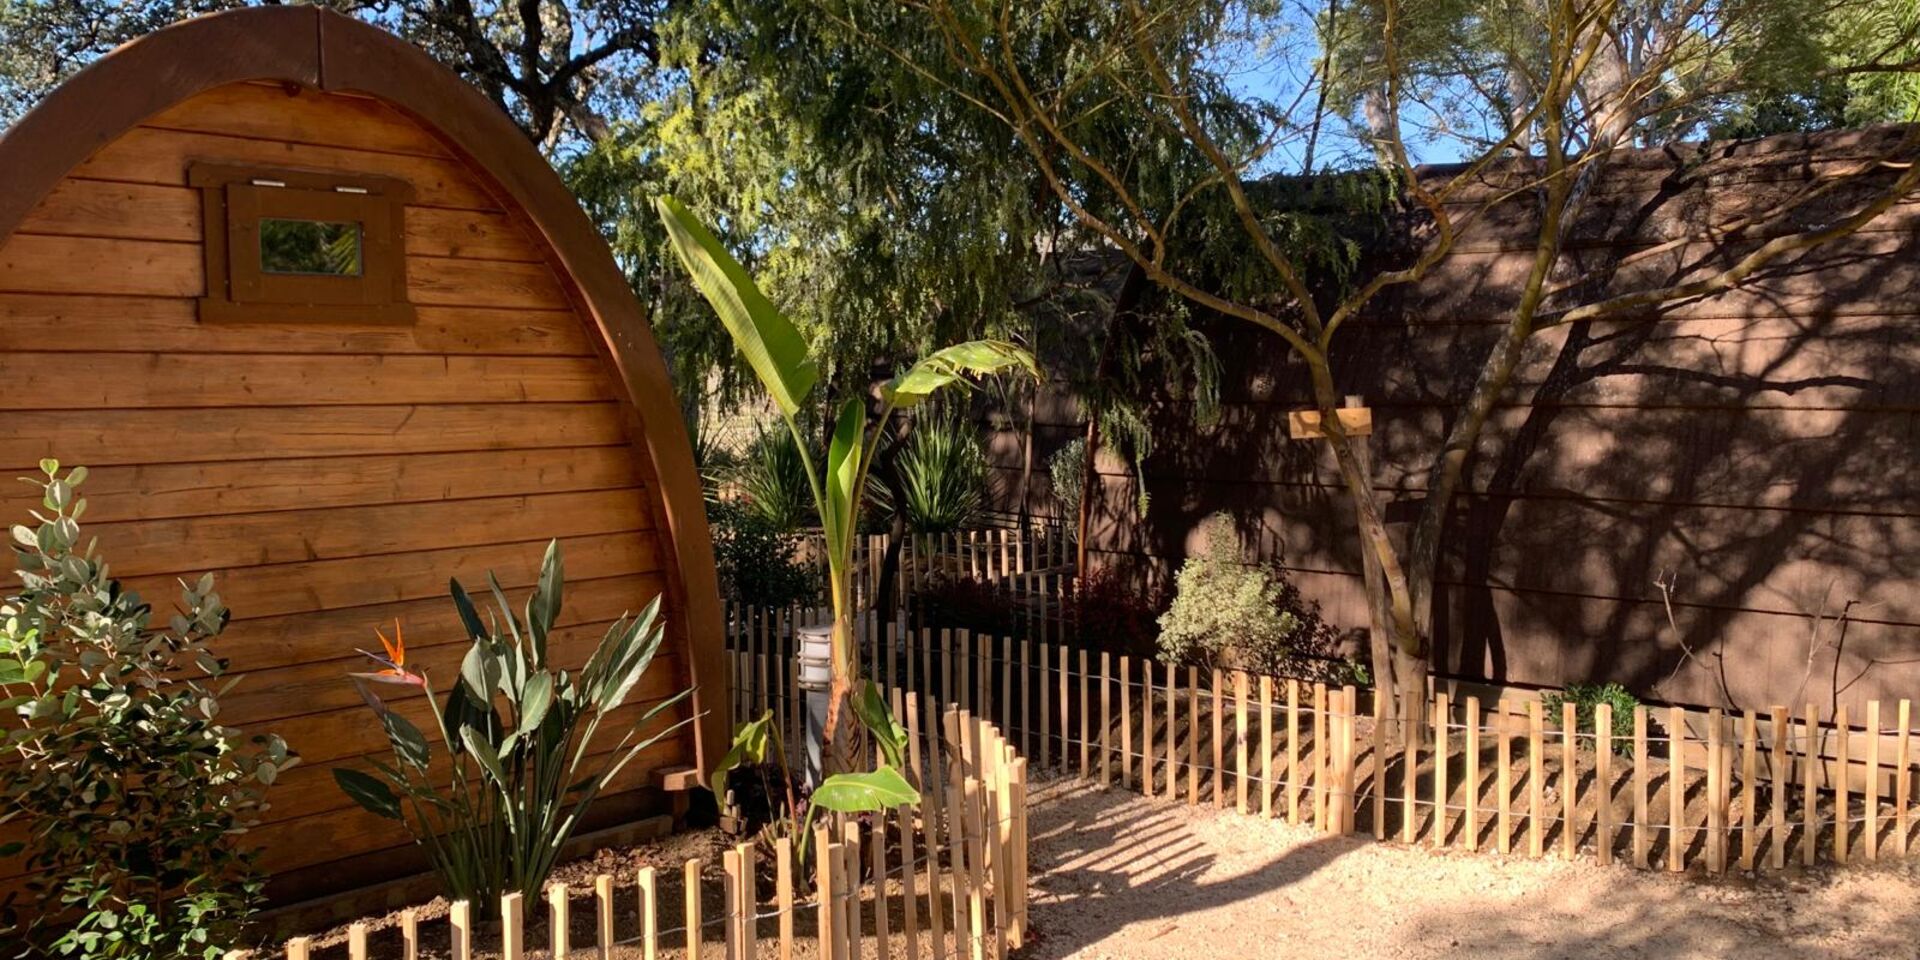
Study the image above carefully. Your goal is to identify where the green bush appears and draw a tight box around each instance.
[1542,682,1641,758]
[334,540,692,910]
[0,461,293,959]
[710,499,818,609]
[868,409,985,533]
[1047,438,1086,533]
[1156,513,1338,677]
[736,427,816,532]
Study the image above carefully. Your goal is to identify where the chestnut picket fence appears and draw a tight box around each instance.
[728,606,1916,877]
[276,708,1028,960]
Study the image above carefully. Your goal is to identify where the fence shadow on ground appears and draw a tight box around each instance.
[1019,777,1358,958]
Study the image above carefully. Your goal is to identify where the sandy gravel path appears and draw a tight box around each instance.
[1023,777,1920,960]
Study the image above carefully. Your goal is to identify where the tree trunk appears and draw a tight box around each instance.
[1337,395,1428,738]
[823,605,867,775]
[1074,415,1098,578]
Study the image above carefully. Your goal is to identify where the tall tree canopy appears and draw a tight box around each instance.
[843,0,1920,718]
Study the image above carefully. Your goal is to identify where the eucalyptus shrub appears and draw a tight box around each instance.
[1157,513,1336,676]
[0,461,292,959]
[1047,438,1087,536]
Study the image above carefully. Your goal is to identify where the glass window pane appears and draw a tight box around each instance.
[259,218,363,276]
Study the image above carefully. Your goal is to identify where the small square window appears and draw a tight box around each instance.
[191,163,414,324]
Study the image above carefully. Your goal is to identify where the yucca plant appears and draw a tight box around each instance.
[737,425,817,532]
[866,406,985,533]
[657,196,1038,772]
[333,541,691,909]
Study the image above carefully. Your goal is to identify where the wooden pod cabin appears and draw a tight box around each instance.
[0,8,726,904]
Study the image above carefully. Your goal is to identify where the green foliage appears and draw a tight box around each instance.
[0,461,292,959]
[334,540,692,908]
[737,427,818,533]
[0,0,667,142]
[1047,438,1087,530]
[709,500,817,609]
[657,196,1035,747]
[1156,513,1337,677]
[1542,683,1641,759]
[708,683,917,866]
[867,408,985,533]
[1060,568,1166,660]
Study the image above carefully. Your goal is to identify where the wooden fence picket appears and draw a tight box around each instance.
[1407,696,1425,845]
[1212,669,1225,808]
[1140,659,1153,799]
[501,892,524,960]
[1166,663,1179,798]
[1528,701,1544,859]
[1372,689,1387,838]
[401,908,419,960]
[1712,710,1728,875]
[1464,697,1481,852]
[898,804,920,960]
[1737,711,1756,871]
[1562,701,1578,860]
[1100,652,1113,787]
[1866,700,1881,862]
[1080,650,1092,777]
[547,882,569,959]
[1835,704,1851,865]
[1260,675,1274,819]
[684,859,702,960]
[1497,701,1514,856]
[1235,671,1250,815]
[1595,703,1613,866]
[1434,693,1450,848]
[1188,667,1200,805]
[1291,678,1306,827]
[1770,708,1789,870]
[1668,705,1686,873]
[1899,699,1912,858]
[1633,706,1649,868]
[1313,682,1330,829]
[1121,655,1135,790]
[451,900,473,960]
[1803,703,1819,867]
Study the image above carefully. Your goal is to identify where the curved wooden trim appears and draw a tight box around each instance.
[0,7,728,773]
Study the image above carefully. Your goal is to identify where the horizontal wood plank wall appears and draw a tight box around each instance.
[0,81,694,903]
[981,125,1920,716]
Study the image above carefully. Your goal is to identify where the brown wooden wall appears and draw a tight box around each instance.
[0,81,693,903]
[989,126,1920,718]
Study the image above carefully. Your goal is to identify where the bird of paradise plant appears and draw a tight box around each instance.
[656,196,1038,773]
[333,540,691,910]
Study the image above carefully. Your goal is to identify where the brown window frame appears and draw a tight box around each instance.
[191,162,415,324]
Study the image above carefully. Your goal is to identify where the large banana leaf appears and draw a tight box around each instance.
[655,196,818,417]
[882,340,1037,409]
[810,765,920,812]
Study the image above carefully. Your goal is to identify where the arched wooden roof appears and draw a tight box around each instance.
[0,6,728,772]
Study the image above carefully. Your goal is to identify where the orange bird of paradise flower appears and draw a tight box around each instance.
[351,619,426,686]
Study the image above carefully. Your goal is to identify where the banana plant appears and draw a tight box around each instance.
[709,686,917,868]
[656,196,1038,768]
